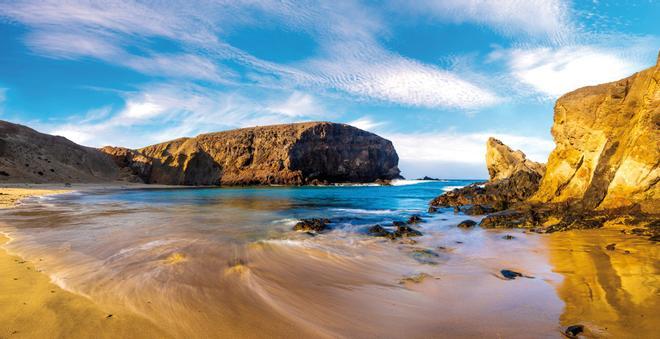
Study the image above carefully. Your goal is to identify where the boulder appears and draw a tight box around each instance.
[293,218,331,232]
[486,137,545,181]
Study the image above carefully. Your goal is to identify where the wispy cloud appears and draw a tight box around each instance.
[347,117,386,131]
[390,0,574,44]
[43,83,332,148]
[0,0,500,110]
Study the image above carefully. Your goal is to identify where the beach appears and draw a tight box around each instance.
[0,183,657,338]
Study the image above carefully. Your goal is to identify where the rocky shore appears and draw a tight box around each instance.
[429,55,660,238]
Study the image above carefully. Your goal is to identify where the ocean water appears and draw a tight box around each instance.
[1,180,658,338]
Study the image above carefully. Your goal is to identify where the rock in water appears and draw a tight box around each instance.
[429,138,544,214]
[0,120,119,183]
[457,220,477,228]
[293,218,331,232]
[486,137,545,181]
[531,54,660,213]
[367,224,390,237]
[101,122,401,185]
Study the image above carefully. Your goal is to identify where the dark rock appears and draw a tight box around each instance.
[500,269,523,280]
[453,206,461,213]
[649,235,660,242]
[392,221,407,227]
[564,324,584,338]
[463,204,496,216]
[367,224,390,237]
[293,218,331,232]
[428,206,438,213]
[605,243,616,251]
[457,220,477,228]
[502,234,515,240]
[407,214,423,224]
[395,225,423,237]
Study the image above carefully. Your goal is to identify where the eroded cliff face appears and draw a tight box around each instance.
[486,137,545,181]
[102,122,401,185]
[531,54,659,213]
[0,120,119,183]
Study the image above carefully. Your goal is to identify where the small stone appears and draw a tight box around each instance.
[500,269,523,280]
[457,220,477,228]
[106,314,113,319]
[605,243,616,251]
[502,234,515,240]
[367,224,390,237]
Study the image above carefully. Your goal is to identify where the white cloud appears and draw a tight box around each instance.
[391,0,573,43]
[267,92,325,117]
[347,117,385,131]
[495,46,642,97]
[387,131,553,165]
[40,84,330,148]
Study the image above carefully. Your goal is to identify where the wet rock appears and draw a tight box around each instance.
[407,214,423,224]
[457,220,477,228]
[411,249,440,265]
[605,243,616,251]
[500,269,523,280]
[394,225,423,238]
[464,204,496,216]
[428,206,438,213]
[649,235,660,242]
[293,218,331,232]
[564,324,584,338]
[367,224,390,237]
[392,221,407,227]
[502,234,515,240]
[399,273,434,284]
[453,206,461,213]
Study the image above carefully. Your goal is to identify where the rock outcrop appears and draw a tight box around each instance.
[486,137,545,181]
[101,122,401,185]
[429,138,544,213]
[0,120,119,183]
[531,54,659,214]
[432,52,659,235]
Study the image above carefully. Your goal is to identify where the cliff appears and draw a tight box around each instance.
[531,54,659,213]
[0,120,119,183]
[102,122,401,185]
[486,137,545,181]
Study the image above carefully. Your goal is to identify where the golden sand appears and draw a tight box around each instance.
[0,235,168,338]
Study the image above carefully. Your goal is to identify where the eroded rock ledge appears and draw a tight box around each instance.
[101,122,402,185]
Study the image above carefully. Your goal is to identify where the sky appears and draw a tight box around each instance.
[0,1,658,179]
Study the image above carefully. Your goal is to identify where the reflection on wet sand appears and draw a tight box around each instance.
[548,229,660,337]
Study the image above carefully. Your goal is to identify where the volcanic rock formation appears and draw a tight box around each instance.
[101,122,401,185]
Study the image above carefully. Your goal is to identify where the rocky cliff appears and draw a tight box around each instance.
[0,120,119,183]
[101,122,401,185]
[531,54,659,214]
[431,53,659,235]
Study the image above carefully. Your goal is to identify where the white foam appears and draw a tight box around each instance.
[390,179,434,186]
[330,208,394,215]
[441,185,465,192]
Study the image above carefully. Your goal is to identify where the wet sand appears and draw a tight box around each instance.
[0,187,658,338]
[0,234,168,338]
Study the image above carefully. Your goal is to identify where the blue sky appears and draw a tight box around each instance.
[0,1,658,179]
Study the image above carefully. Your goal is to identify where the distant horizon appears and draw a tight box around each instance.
[1,1,658,178]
